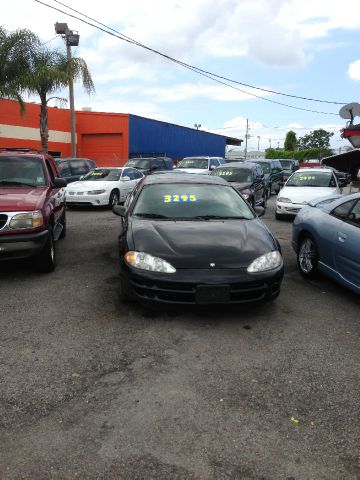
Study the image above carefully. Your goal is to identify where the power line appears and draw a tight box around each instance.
[49,0,348,106]
[34,0,339,116]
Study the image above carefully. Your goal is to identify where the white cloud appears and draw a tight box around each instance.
[348,60,360,81]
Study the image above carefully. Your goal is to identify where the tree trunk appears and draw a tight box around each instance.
[39,94,49,152]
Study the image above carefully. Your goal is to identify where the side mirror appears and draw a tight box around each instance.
[122,176,130,181]
[53,177,67,187]
[255,206,265,217]
[112,205,126,217]
[209,165,216,170]
[339,179,347,187]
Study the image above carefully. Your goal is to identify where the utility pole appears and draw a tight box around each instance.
[244,118,249,160]
[257,135,260,151]
[55,23,79,158]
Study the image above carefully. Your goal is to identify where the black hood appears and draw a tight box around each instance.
[129,218,277,269]
[229,181,252,192]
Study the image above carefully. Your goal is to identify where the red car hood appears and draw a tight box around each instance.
[0,187,48,212]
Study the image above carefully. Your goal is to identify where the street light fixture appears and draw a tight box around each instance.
[55,22,79,157]
[194,123,201,130]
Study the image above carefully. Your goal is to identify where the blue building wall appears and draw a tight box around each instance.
[129,115,227,159]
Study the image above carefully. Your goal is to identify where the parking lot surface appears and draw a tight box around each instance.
[1,197,359,480]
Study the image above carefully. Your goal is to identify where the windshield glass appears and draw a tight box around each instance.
[82,169,121,181]
[279,160,293,170]
[0,156,46,187]
[132,183,255,220]
[211,168,253,183]
[177,158,209,169]
[125,159,151,169]
[286,171,334,187]
[255,163,270,173]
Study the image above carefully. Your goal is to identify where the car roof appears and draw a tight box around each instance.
[296,167,333,173]
[142,172,229,185]
[181,156,223,160]
[217,161,257,169]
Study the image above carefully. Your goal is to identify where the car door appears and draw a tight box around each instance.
[209,158,220,173]
[253,166,265,205]
[330,199,360,288]
[121,168,136,199]
[45,157,64,224]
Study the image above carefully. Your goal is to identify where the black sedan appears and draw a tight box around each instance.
[113,173,284,306]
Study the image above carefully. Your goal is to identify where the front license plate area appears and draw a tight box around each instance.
[195,285,230,304]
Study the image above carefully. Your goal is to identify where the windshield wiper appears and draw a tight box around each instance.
[0,180,37,187]
[135,213,170,219]
[192,215,249,220]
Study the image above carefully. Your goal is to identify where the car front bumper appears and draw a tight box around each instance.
[0,230,48,260]
[66,192,110,206]
[276,201,307,216]
[120,264,284,305]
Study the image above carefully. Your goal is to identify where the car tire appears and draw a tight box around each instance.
[109,190,120,207]
[59,210,66,239]
[297,234,319,278]
[275,212,281,220]
[35,227,56,273]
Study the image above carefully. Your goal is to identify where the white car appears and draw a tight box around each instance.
[65,167,144,207]
[276,167,343,219]
[176,156,224,174]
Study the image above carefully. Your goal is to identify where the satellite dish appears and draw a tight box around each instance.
[339,102,360,121]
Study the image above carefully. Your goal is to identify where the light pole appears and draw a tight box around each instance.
[257,135,260,151]
[55,22,79,158]
[194,123,201,130]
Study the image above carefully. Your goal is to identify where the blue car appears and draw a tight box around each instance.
[292,193,360,294]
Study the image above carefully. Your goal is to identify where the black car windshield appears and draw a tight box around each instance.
[211,167,253,183]
[286,171,334,187]
[81,169,121,181]
[279,160,293,171]
[125,159,151,169]
[133,183,255,220]
[0,156,46,187]
[255,163,270,173]
[177,158,209,169]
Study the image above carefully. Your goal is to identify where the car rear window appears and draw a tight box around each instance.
[255,162,270,173]
[0,156,46,187]
[69,160,90,175]
[125,159,151,169]
[211,167,253,183]
[132,183,254,220]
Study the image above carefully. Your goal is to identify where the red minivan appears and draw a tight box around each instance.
[0,148,67,272]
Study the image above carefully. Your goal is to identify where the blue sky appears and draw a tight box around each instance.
[3,0,360,152]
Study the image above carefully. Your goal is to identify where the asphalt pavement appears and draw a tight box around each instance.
[0,196,359,480]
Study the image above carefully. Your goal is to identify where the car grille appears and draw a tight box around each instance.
[0,214,8,230]
[130,278,281,304]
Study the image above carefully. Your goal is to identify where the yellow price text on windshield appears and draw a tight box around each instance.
[163,194,197,203]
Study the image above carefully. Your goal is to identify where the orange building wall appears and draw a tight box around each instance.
[76,111,129,166]
[0,99,130,164]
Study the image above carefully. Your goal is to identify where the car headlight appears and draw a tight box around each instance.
[242,193,250,199]
[247,251,282,273]
[86,189,107,195]
[9,211,44,230]
[124,251,176,273]
[278,197,292,203]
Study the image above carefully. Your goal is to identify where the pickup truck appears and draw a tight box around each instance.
[0,148,67,272]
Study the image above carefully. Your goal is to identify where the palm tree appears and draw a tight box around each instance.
[0,27,39,112]
[24,46,95,152]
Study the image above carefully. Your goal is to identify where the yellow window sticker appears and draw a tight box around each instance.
[163,194,197,203]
